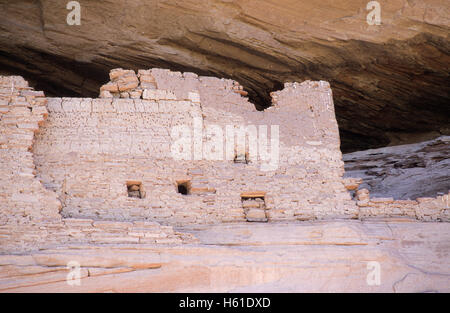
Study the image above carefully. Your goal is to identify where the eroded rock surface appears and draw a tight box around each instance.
[1,221,449,292]
[0,0,449,151]
[344,136,450,199]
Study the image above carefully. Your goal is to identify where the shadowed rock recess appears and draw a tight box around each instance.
[0,0,449,152]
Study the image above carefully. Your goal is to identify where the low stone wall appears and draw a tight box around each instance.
[0,217,192,253]
[354,188,449,222]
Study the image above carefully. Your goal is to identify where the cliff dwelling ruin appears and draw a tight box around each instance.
[1,68,448,248]
[0,0,449,293]
[0,68,448,292]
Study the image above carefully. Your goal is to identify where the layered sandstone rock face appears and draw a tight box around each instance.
[0,0,449,152]
[1,221,449,292]
[344,136,450,199]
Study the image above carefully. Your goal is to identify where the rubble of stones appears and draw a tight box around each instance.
[100,68,247,99]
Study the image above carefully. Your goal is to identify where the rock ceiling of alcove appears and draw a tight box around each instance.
[0,0,449,152]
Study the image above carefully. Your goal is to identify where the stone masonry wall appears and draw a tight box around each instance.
[32,68,357,226]
[0,76,189,253]
[0,76,61,224]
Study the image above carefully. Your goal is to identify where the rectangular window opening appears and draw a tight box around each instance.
[177,180,191,195]
[127,181,144,199]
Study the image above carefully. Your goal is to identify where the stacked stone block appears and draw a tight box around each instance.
[242,196,268,222]
[0,217,191,253]
[0,76,61,225]
[355,188,449,221]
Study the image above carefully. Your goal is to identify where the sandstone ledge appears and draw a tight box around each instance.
[0,220,449,293]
